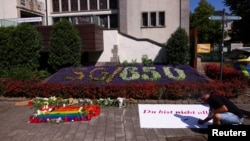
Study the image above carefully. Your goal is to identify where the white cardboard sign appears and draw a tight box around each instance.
[138,104,212,128]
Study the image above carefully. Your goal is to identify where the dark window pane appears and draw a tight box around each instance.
[159,12,165,26]
[109,0,118,9]
[78,16,92,24]
[110,14,118,28]
[52,0,59,12]
[53,17,60,23]
[90,0,97,10]
[61,0,69,11]
[142,12,148,26]
[80,0,88,10]
[71,0,78,11]
[150,12,156,26]
[100,15,108,28]
[71,17,78,24]
[100,0,107,9]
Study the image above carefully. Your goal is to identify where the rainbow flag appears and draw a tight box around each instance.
[29,105,100,123]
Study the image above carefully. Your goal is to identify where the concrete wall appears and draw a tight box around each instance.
[0,0,17,19]
[0,0,44,19]
[180,0,190,35]
[119,0,189,44]
[98,30,166,64]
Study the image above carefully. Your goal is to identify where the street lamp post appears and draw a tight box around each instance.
[45,0,48,25]
[220,9,225,81]
[209,9,242,81]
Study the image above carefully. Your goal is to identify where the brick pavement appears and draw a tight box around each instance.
[0,93,249,141]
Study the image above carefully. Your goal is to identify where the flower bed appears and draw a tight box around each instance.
[46,65,208,84]
[1,64,247,99]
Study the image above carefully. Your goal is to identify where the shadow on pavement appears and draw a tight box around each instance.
[165,135,207,141]
[190,128,208,134]
[174,114,210,130]
[241,109,250,118]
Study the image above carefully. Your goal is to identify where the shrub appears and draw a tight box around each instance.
[8,23,42,70]
[204,63,246,81]
[0,67,50,82]
[1,79,246,99]
[141,55,153,66]
[0,26,15,70]
[48,19,82,73]
[165,27,190,65]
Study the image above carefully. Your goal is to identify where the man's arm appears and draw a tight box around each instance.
[212,105,228,113]
[198,105,228,124]
[198,117,212,124]
[198,110,213,124]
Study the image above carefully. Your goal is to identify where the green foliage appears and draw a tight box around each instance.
[0,26,15,70]
[190,0,221,43]
[8,23,42,70]
[119,55,153,66]
[0,24,49,82]
[225,0,250,44]
[48,19,82,72]
[95,98,118,107]
[119,59,138,66]
[165,27,190,65]
[141,55,153,66]
[119,60,129,66]
[0,67,50,82]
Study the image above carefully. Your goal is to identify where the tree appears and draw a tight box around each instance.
[48,19,82,72]
[8,23,42,70]
[165,27,190,65]
[190,0,221,43]
[224,0,250,44]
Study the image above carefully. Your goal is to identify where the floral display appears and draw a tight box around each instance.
[28,96,100,123]
[27,96,137,123]
[46,65,208,85]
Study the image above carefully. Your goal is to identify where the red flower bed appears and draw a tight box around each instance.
[0,65,248,100]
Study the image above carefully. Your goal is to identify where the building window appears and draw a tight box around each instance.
[100,0,107,9]
[61,0,69,12]
[71,17,78,24]
[90,0,97,10]
[109,0,118,9]
[53,17,69,23]
[52,0,59,12]
[142,12,148,27]
[142,11,165,27]
[53,17,60,23]
[78,16,92,24]
[80,0,88,10]
[110,14,118,28]
[150,12,156,26]
[71,0,78,11]
[100,15,108,28]
[159,12,165,26]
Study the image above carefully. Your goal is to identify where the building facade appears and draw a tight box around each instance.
[0,0,190,65]
[41,0,189,44]
[0,0,44,26]
[0,0,189,43]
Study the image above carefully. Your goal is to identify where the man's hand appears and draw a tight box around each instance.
[198,119,205,124]
[207,110,214,118]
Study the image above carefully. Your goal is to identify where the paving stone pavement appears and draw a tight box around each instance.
[0,93,249,141]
